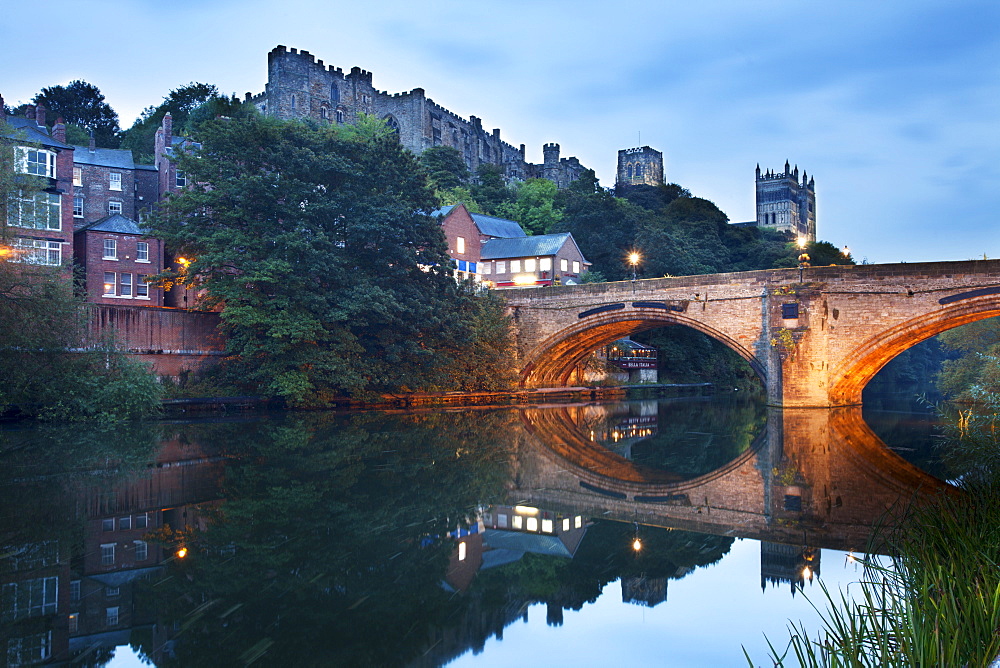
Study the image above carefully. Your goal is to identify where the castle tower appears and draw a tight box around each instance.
[616,146,664,189]
[755,162,816,242]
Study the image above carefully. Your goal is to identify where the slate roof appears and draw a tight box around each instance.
[72,146,135,169]
[76,214,146,236]
[2,116,72,150]
[481,232,585,260]
[471,212,526,239]
[482,529,575,558]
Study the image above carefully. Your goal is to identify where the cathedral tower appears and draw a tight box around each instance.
[755,161,816,242]
[616,146,664,189]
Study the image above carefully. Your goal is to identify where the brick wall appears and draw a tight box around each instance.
[76,231,165,306]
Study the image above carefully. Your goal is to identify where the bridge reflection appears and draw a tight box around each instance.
[511,403,955,551]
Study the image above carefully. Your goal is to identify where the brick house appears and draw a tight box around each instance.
[71,141,140,226]
[74,214,164,306]
[1,99,75,269]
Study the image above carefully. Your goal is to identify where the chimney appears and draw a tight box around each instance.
[0,93,5,124]
[162,112,173,141]
[35,102,46,127]
[52,117,66,142]
[89,130,95,152]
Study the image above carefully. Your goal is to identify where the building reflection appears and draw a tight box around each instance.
[760,543,820,595]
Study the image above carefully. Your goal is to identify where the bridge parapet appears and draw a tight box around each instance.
[503,259,1000,407]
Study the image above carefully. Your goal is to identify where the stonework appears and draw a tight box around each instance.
[251,46,588,186]
[755,161,816,241]
[616,146,664,189]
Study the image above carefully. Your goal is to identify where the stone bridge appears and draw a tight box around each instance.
[504,259,1000,407]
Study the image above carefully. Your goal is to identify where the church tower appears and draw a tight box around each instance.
[616,146,664,189]
[755,161,816,242]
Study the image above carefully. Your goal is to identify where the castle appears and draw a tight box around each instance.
[755,161,816,241]
[615,146,664,189]
[251,46,587,187]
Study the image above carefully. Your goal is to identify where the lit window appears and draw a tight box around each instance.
[512,515,523,529]
[9,192,61,230]
[68,612,78,633]
[101,544,115,566]
[458,542,467,561]
[496,261,506,274]
[103,239,117,260]
[524,258,536,272]
[17,148,56,178]
[562,518,570,531]
[456,236,465,254]
[109,172,122,191]
[12,238,61,266]
[136,242,149,262]
[137,275,149,299]
[510,260,521,273]
[119,273,132,297]
[73,167,82,186]
[574,516,582,529]
[560,258,568,272]
[105,606,119,627]
[540,257,552,272]
[175,170,186,188]
[103,272,115,296]
[73,195,84,218]
[108,201,122,215]
[135,540,148,561]
[572,261,580,273]
[541,519,553,533]
[526,517,538,532]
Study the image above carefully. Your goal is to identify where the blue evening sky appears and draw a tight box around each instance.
[3,0,997,264]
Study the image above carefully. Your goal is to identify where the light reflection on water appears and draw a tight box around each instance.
[0,394,947,666]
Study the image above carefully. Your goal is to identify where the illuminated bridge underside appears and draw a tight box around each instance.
[505,260,1000,407]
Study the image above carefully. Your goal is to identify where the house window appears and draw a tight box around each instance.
[118,517,131,531]
[560,258,568,272]
[526,517,538,532]
[456,236,465,254]
[572,261,580,273]
[102,518,114,531]
[5,631,52,665]
[134,540,148,561]
[575,516,582,528]
[1,577,59,622]
[134,513,148,529]
[9,192,60,230]
[782,303,800,319]
[119,273,132,297]
[103,273,116,296]
[136,242,149,262]
[458,541,467,561]
[18,148,56,178]
[73,167,82,186]
[103,239,117,259]
[105,606,119,627]
[175,170,186,188]
[335,108,345,124]
[108,201,122,215]
[541,519,553,533]
[512,515,523,529]
[481,262,491,275]
[101,544,115,566]
[105,586,120,598]
[137,275,149,299]
[109,172,122,191]
[562,518,570,532]
[68,612,79,633]
[510,260,521,273]
[320,106,329,120]
[524,258,536,272]
[540,257,552,272]
[73,195,84,218]
[495,261,506,274]
[12,239,61,266]
[69,581,80,603]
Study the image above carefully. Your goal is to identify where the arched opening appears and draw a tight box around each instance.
[383,114,400,134]
[519,312,764,391]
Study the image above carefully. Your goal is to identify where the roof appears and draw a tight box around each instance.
[483,529,575,558]
[471,212,526,239]
[72,146,135,169]
[76,214,146,235]
[430,205,455,218]
[481,232,587,261]
[2,116,72,150]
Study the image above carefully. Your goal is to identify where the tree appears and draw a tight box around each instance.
[32,80,121,147]
[470,163,514,215]
[152,111,513,405]
[420,145,469,191]
[119,83,220,163]
[496,177,563,235]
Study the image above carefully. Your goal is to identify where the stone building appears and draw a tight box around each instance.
[755,161,816,242]
[250,46,587,187]
[616,146,664,189]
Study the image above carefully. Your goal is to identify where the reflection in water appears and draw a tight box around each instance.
[0,399,955,666]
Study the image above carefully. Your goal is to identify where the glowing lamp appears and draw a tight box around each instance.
[632,538,642,552]
[512,274,536,286]
[176,547,188,559]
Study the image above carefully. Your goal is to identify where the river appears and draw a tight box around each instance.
[0,393,949,667]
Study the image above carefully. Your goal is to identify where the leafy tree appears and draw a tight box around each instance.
[937,318,1000,400]
[152,111,513,405]
[119,82,220,163]
[618,183,690,212]
[420,145,469,190]
[496,177,563,235]
[32,80,121,147]
[470,163,514,215]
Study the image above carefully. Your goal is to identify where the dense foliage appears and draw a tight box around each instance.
[153,111,515,405]
[119,82,225,163]
[31,80,121,147]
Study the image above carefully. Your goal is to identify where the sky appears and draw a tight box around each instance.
[3,0,998,264]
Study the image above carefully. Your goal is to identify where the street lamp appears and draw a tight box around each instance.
[628,252,641,292]
[796,239,810,282]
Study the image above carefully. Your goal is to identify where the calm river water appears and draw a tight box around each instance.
[0,393,948,667]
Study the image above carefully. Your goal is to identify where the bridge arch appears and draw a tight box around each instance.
[831,297,1000,405]
[519,309,764,388]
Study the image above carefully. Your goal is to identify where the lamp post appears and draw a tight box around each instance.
[628,252,640,292]
[796,238,810,283]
